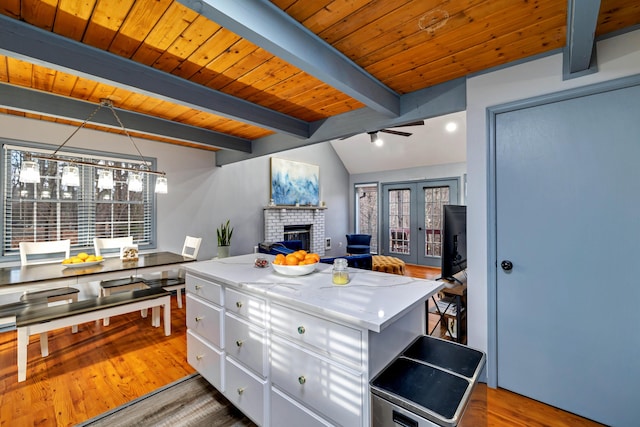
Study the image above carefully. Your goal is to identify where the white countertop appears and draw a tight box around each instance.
[184,254,443,333]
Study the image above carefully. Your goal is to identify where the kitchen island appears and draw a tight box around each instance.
[184,254,443,427]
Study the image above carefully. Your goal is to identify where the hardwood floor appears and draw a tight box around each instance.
[0,266,604,426]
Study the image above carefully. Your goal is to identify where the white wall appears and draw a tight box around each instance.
[201,142,350,259]
[0,117,350,262]
[466,29,640,358]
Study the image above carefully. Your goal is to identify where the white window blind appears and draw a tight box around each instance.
[3,144,154,257]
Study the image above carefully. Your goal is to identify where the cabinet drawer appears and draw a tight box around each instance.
[187,330,224,391]
[224,357,266,426]
[270,303,362,367]
[271,336,363,427]
[186,294,222,347]
[271,387,334,427]
[225,312,267,377]
[225,288,265,326]
[186,274,222,305]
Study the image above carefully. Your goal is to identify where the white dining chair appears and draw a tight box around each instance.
[143,236,202,308]
[19,239,71,265]
[93,236,145,325]
[19,239,79,332]
[93,236,134,257]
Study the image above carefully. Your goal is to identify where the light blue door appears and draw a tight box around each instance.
[382,179,459,266]
[495,80,640,426]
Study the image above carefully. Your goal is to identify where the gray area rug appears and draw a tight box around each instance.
[77,374,256,427]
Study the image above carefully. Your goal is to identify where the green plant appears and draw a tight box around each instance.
[217,219,234,246]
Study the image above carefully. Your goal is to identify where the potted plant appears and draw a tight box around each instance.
[216,219,234,258]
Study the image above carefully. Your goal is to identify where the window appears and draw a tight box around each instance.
[424,186,449,257]
[355,183,378,253]
[2,143,155,258]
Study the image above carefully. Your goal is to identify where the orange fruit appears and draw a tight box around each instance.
[305,253,320,263]
[293,250,306,261]
[274,254,285,265]
[285,254,300,265]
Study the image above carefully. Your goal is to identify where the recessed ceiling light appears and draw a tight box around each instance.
[445,122,458,133]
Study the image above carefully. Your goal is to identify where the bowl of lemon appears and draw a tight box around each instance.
[271,251,320,276]
[61,252,104,268]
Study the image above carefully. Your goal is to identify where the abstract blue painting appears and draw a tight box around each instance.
[270,157,319,206]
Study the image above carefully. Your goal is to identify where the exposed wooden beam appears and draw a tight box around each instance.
[0,14,309,139]
[216,78,466,165]
[178,0,401,117]
[564,0,600,77]
[0,83,252,152]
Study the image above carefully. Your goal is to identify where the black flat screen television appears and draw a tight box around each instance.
[440,205,467,283]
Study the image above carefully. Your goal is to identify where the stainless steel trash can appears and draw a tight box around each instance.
[370,335,485,427]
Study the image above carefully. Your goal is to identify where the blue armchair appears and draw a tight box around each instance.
[346,234,371,254]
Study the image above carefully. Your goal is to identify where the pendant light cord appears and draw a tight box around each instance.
[50,99,152,172]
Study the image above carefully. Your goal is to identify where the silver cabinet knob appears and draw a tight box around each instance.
[297,326,306,334]
[195,316,203,322]
[196,354,204,361]
[236,301,243,308]
[195,285,202,290]
[236,340,244,347]
[237,387,245,395]
[298,375,306,385]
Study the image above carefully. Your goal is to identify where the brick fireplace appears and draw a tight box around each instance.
[263,207,326,255]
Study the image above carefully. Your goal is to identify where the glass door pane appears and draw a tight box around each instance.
[389,189,411,255]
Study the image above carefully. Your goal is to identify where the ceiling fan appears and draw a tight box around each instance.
[372,120,425,137]
[340,120,425,143]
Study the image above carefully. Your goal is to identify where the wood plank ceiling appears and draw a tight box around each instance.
[0,0,639,165]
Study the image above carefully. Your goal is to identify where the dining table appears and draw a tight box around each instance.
[0,251,196,329]
[0,251,194,290]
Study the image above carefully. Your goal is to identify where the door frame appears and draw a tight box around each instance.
[486,73,640,388]
[381,178,460,266]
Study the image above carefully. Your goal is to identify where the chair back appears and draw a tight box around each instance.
[93,236,134,256]
[19,240,71,265]
[181,236,202,260]
[346,234,372,245]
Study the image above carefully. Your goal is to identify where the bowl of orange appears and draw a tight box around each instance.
[271,250,320,276]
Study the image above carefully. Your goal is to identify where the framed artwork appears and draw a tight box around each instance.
[270,157,319,206]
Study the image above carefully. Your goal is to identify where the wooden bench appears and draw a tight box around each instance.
[16,287,171,382]
[1,287,80,333]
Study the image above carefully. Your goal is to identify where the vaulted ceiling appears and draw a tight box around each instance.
[1,0,639,166]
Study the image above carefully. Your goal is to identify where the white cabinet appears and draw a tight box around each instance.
[186,294,222,346]
[225,312,267,377]
[225,352,267,425]
[271,388,334,427]
[185,261,433,427]
[187,330,223,391]
[271,335,363,427]
[270,302,362,368]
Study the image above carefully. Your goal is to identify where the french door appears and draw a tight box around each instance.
[381,179,459,266]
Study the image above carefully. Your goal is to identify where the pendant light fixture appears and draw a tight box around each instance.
[18,159,40,183]
[97,169,114,190]
[127,172,143,192]
[155,176,168,194]
[20,98,168,193]
[61,165,80,187]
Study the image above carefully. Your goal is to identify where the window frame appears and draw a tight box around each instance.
[1,138,158,262]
